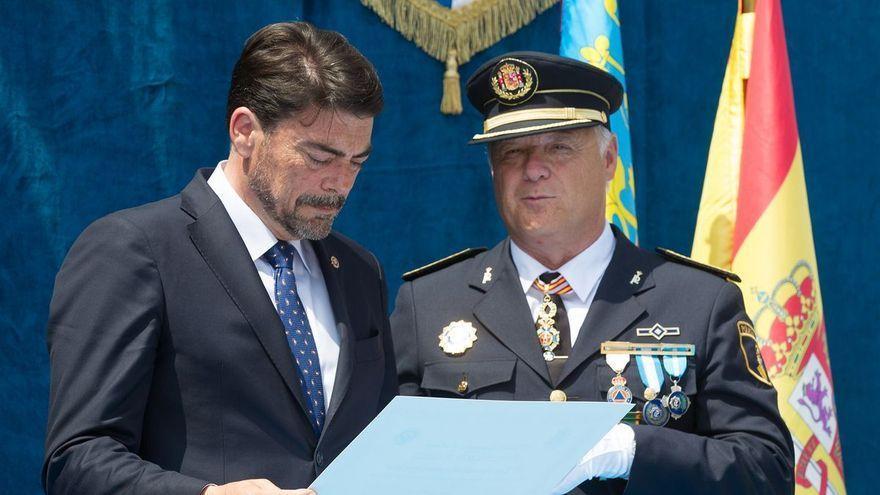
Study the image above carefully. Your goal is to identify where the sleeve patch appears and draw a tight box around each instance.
[737,321,773,386]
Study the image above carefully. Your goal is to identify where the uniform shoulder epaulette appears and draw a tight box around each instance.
[655,247,742,283]
[402,247,487,282]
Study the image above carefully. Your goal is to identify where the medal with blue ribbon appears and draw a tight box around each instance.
[662,355,690,419]
[636,355,669,426]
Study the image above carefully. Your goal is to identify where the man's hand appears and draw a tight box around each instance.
[203,479,315,495]
[551,423,636,494]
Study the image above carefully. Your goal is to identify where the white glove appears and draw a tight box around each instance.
[550,423,636,494]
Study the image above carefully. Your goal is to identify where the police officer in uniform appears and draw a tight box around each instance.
[390,52,794,494]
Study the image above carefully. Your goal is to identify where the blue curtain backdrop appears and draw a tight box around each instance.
[2,1,877,493]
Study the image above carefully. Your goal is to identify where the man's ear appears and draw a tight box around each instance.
[229,107,262,159]
[604,132,619,180]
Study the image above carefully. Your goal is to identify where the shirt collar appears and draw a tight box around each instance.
[207,161,314,275]
[509,222,616,303]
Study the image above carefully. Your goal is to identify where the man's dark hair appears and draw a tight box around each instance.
[226,22,383,131]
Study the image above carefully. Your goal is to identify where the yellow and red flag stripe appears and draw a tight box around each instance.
[691,1,846,493]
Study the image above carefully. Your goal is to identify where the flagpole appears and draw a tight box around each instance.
[743,0,755,13]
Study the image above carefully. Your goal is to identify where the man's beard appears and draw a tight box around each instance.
[248,150,346,240]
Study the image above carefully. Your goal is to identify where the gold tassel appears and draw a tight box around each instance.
[441,49,462,115]
[360,0,559,114]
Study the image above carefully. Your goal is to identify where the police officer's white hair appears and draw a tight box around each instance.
[593,125,613,156]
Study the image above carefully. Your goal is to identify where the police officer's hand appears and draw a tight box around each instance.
[203,479,316,495]
[550,423,636,493]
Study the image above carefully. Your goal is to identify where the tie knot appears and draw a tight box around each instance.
[534,272,572,295]
[263,242,297,270]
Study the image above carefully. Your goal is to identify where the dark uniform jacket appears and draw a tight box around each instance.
[391,227,794,494]
[44,168,398,494]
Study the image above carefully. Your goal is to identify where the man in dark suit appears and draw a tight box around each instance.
[44,22,396,495]
[391,52,794,494]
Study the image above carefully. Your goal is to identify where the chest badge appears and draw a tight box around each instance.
[438,320,478,355]
[636,323,681,341]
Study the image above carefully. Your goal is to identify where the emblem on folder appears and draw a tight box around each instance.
[438,320,478,355]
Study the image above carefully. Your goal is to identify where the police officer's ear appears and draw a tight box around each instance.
[602,131,619,181]
[229,107,263,159]
[486,143,497,178]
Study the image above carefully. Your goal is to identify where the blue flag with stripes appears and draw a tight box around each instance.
[560,0,638,243]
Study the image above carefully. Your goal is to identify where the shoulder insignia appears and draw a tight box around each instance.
[655,247,741,283]
[737,321,773,386]
[402,247,487,282]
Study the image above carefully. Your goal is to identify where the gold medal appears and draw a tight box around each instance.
[535,293,561,360]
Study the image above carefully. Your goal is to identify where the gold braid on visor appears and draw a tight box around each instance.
[482,107,607,132]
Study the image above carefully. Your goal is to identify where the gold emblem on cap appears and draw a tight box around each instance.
[438,320,478,355]
[330,256,340,269]
[549,390,567,402]
[490,58,538,104]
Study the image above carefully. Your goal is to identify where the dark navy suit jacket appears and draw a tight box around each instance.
[44,169,397,494]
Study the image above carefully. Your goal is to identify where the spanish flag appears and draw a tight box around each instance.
[691,1,846,493]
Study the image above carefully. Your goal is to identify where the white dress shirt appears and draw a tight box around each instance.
[510,222,616,345]
[207,161,340,410]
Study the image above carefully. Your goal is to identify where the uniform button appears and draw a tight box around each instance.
[315,451,324,467]
[457,374,469,394]
[549,390,567,402]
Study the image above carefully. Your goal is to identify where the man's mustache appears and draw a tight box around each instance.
[296,194,346,210]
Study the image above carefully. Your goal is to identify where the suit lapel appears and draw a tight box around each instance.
[471,241,552,385]
[558,229,656,384]
[181,170,315,441]
[309,238,354,430]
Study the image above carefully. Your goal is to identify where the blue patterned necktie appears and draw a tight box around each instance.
[263,242,326,434]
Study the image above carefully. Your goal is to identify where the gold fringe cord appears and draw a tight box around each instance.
[441,49,462,114]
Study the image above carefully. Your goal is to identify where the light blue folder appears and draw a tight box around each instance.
[311,396,632,494]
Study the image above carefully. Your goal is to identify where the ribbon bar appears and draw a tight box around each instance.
[601,341,695,356]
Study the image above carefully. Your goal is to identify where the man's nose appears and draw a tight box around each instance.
[322,162,357,194]
[523,151,550,182]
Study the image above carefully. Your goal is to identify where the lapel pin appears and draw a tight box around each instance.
[636,323,681,341]
[482,266,493,284]
[630,270,643,285]
[330,256,340,269]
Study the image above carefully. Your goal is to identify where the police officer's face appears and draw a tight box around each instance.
[247,108,373,240]
[489,127,617,249]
